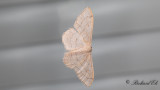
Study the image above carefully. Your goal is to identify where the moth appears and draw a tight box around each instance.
[62,7,94,87]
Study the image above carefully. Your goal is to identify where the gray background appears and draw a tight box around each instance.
[0,0,160,90]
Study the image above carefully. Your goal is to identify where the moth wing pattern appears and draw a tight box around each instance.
[62,7,94,87]
[63,51,94,87]
[62,28,85,51]
[74,7,94,44]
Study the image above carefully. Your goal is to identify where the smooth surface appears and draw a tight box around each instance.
[0,0,160,48]
[1,31,160,89]
[0,0,160,90]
